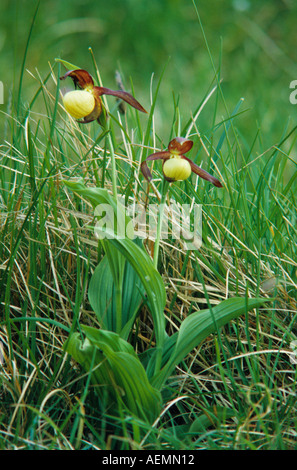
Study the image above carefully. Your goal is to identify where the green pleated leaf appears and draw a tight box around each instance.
[63,179,132,237]
[64,326,162,422]
[82,326,137,356]
[152,297,270,388]
[64,333,113,397]
[88,255,115,330]
[106,236,167,348]
[172,406,236,439]
[188,407,236,434]
[88,242,145,339]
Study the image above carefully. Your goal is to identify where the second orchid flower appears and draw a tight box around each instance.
[141,137,223,187]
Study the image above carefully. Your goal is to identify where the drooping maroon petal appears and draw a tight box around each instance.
[60,69,94,89]
[168,137,193,155]
[140,151,171,181]
[184,156,223,187]
[140,161,153,181]
[146,151,172,161]
[94,86,147,113]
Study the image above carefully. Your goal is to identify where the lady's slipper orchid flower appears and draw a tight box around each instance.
[60,68,147,124]
[141,137,223,187]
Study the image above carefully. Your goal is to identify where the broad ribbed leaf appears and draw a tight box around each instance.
[82,326,136,355]
[172,406,236,439]
[88,251,145,338]
[64,326,162,422]
[188,407,236,434]
[63,179,132,234]
[152,297,270,388]
[106,236,167,348]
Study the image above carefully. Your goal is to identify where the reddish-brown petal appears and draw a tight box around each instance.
[140,161,153,181]
[168,137,193,155]
[184,157,223,187]
[140,151,171,181]
[94,86,147,113]
[146,151,171,161]
[60,69,94,89]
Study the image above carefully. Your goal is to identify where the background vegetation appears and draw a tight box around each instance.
[0,0,297,450]
[2,0,297,142]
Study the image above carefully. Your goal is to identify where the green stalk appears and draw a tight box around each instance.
[88,47,118,197]
[153,179,170,269]
[107,130,118,198]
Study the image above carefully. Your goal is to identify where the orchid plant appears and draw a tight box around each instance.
[60,60,268,430]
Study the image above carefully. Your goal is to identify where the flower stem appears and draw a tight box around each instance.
[89,47,118,197]
[153,179,170,269]
[107,130,118,198]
